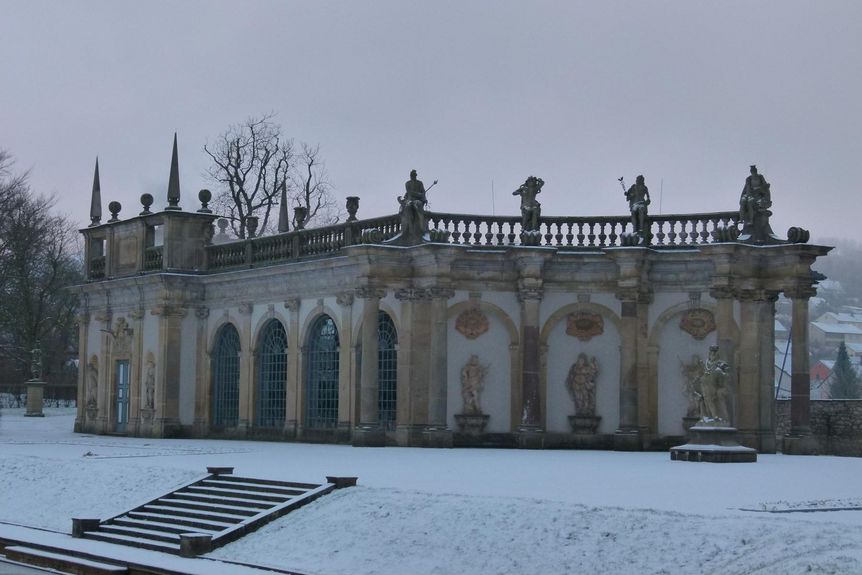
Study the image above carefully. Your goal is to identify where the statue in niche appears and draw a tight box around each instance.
[625,175,651,237]
[113,317,132,355]
[86,357,98,409]
[680,354,705,418]
[739,165,772,227]
[144,355,156,410]
[696,345,730,423]
[512,176,544,232]
[460,355,488,415]
[398,169,431,243]
[565,353,599,416]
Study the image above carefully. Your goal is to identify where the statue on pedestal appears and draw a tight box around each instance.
[144,356,156,410]
[739,165,772,227]
[398,170,430,244]
[30,346,43,381]
[566,353,599,416]
[513,176,544,232]
[625,175,651,239]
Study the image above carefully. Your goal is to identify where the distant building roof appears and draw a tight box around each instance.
[811,322,862,335]
[774,320,789,333]
[846,342,862,354]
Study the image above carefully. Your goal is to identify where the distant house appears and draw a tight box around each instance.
[846,342,862,364]
[810,322,862,349]
[816,311,862,331]
[774,320,790,340]
[810,360,834,400]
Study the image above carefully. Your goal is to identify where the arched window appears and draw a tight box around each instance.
[305,314,339,429]
[212,324,241,428]
[256,319,287,428]
[378,311,398,430]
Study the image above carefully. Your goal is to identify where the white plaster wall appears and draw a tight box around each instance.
[446,313,512,433]
[477,291,519,326]
[545,313,620,434]
[656,315,717,436]
[179,313,197,425]
[142,314,159,368]
[86,318,101,361]
[649,292,689,328]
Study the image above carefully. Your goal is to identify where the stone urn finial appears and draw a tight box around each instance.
[108,201,122,222]
[198,189,212,213]
[140,193,154,215]
[346,196,360,222]
[294,206,308,230]
[246,215,259,238]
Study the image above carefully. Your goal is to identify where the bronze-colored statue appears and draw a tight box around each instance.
[625,175,651,237]
[739,165,772,227]
[513,176,544,232]
[398,169,429,243]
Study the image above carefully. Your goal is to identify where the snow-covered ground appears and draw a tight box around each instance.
[1,408,861,575]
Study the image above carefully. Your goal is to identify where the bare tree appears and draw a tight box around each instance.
[290,142,340,228]
[0,150,81,389]
[204,114,293,238]
[204,114,341,237]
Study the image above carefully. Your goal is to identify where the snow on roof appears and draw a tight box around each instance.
[846,342,862,353]
[811,322,862,335]
[833,313,862,323]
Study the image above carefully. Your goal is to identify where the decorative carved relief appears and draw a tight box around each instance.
[680,354,705,418]
[455,308,489,340]
[565,311,604,341]
[565,353,599,416]
[395,288,432,301]
[336,292,355,308]
[284,298,300,312]
[238,302,253,315]
[195,306,210,320]
[679,308,716,340]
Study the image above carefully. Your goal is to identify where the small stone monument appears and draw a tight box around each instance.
[737,165,779,244]
[670,346,757,462]
[25,346,46,417]
[622,175,651,244]
[454,355,490,434]
[393,170,433,245]
[566,353,601,434]
[513,175,543,244]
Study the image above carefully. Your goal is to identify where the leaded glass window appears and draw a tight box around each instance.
[256,319,287,428]
[305,314,339,429]
[378,311,398,430]
[212,324,240,427]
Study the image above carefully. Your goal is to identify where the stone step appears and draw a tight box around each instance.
[180,485,290,503]
[199,478,309,496]
[3,546,128,575]
[84,531,178,553]
[98,524,183,544]
[139,503,245,524]
[126,510,235,531]
[165,491,274,509]
[111,516,221,534]
[156,496,261,516]
[218,475,321,490]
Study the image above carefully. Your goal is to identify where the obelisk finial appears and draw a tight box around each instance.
[277,181,289,233]
[89,157,102,226]
[166,132,181,211]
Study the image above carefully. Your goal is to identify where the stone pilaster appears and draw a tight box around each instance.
[74,308,90,433]
[128,308,145,435]
[735,288,779,453]
[353,288,385,446]
[237,302,254,434]
[514,253,548,448]
[710,286,739,424]
[283,298,301,438]
[94,310,113,434]
[192,306,210,437]
[150,304,187,437]
[336,291,355,442]
[425,287,455,447]
[394,287,433,446]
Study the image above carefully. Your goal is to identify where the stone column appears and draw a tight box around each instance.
[353,288,386,446]
[784,287,819,454]
[425,287,454,447]
[128,308,145,435]
[394,288,432,446]
[284,298,301,439]
[736,289,778,453]
[336,291,355,443]
[95,310,113,434]
[237,302,254,435]
[192,306,210,437]
[151,304,186,437]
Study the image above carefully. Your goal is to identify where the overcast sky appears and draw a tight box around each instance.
[2,1,860,242]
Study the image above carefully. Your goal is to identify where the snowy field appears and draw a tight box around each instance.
[1,409,861,575]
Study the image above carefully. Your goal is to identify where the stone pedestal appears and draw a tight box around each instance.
[670,423,757,463]
[612,429,641,451]
[682,416,700,434]
[569,414,601,435]
[782,431,820,455]
[422,426,454,448]
[455,413,489,435]
[516,426,545,449]
[25,380,46,417]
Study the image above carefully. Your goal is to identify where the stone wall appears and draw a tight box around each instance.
[776,399,862,456]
